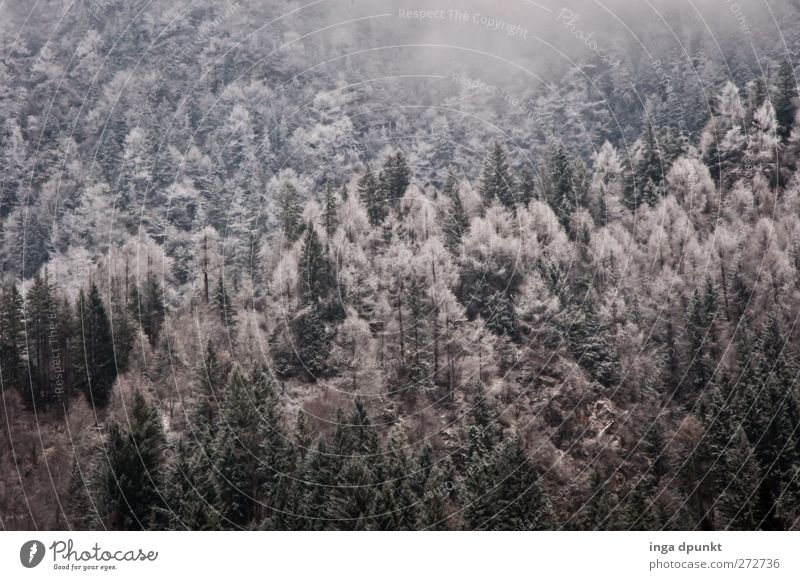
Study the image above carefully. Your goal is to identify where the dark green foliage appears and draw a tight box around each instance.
[101,392,166,529]
[358,166,384,226]
[321,183,338,238]
[442,172,469,254]
[298,223,328,305]
[0,284,25,390]
[484,291,518,338]
[292,303,330,380]
[212,274,237,330]
[379,151,410,206]
[479,142,515,209]
[563,302,619,387]
[129,270,165,346]
[548,144,579,221]
[74,284,117,407]
[467,436,553,530]
[775,60,797,142]
[278,181,303,242]
[24,271,58,405]
[626,119,663,209]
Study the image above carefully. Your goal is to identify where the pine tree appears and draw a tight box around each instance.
[479,142,515,209]
[684,280,718,398]
[518,165,537,206]
[298,223,327,305]
[626,118,663,209]
[358,166,384,226]
[292,303,330,380]
[379,151,410,206]
[717,428,762,530]
[110,279,134,375]
[0,284,24,391]
[211,369,265,527]
[485,291,518,338]
[278,181,303,243]
[467,436,554,530]
[321,182,338,238]
[75,284,117,407]
[162,442,221,530]
[442,172,469,254]
[622,472,659,530]
[130,270,165,346]
[212,274,237,330]
[101,392,166,529]
[775,60,797,142]
[374,426,419,530]
[191,341,225,439]
[549,144,579,221]
[25,271,57,405]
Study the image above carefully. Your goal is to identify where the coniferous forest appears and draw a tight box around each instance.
[2,0,800,531]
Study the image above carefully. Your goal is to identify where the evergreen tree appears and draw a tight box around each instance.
[0,284,24,391]
[683,280,719,398]
[358,166,384,226]
[485,290,518,338]
[442,172,469,254]
[130,270,165,346]
[162,442,221,530]
[321,183,338,238]
[75,284,117,407]
[278,181,303,243]
[25,271,57,405]
[775,60,797,142]
[479,142,515,209]
[379,151,410,206]
[110,280,135,375]
[191,341,225,439]
[298,223,327,305]
[549,144,579,221]
[292,303,330,380]
[518,165,537,206]
[622,472,659,530]
[212,274,237,330]
[717,428,762,530]
[101,392,166,529]
[626,118,663,209]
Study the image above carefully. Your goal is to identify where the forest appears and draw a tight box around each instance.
[2,0,800,531]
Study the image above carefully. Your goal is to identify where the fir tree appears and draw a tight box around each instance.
[358,166,384,226]
[298,223,327,305]
[130,270,165,346]
[212,274,237,330]
[479,142,515,209]
[775,60,797,142]
[278,181,303,243]
[75,284,117,407]
[717,428,762,530]
[101,392,166,529]
[379,151,410,206]
[549,144,579,221]
[442,172,469,254]
[321,182,338,238]
[292,303,330,380]
[0,284,24,391]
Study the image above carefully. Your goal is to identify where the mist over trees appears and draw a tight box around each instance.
[2,0,800,531]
